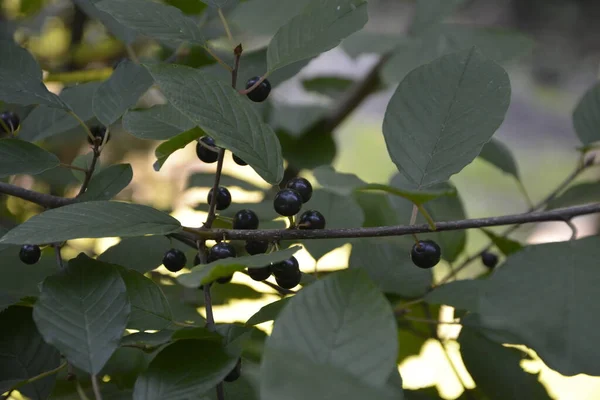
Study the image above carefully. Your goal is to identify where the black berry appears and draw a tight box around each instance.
[196,136,218,163]
[208,242,236,263]
[481,251,499,269]
[19,245,41,265]
[411,240,441,269]
[286,177,313,203]
[233,154,247,166]
[298,210,326,230]
[217,275,233,284]
[233,209,259,230]
[273,189,303,217]
[207,187,232,211]
[245,76,271,102]
[275,268,301,289]
[87,125,109,146]
[163,248,187,272]
[245,240,269,255]
[271,256,301,289]
[0,111,20,134]
[247,266,271,281]
[224,358,242,382]
[193,253,201,266]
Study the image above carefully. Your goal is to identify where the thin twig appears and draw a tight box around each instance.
[5,361,67,394]
[54,244,65,270]
[77,146,100,197]
[238,73,270,95]
[68,111,95,142]
[564,219,578,240]
[0,182,76,208]
[125,45,140,64]
[203,283,216,330]
[218,8,234,42]
[216,383,225,400]
[203,46,233,71]
[231,44,242,89]
[76,381,91,400]
[240,270,296,296]
[91,375,102,400]
[59,163,88,173]
[203,149,226,228]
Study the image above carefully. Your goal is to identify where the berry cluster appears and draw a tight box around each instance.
[196,136,247,167]
[1,111,20,135]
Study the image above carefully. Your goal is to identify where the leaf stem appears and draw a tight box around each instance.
[91,375,103,400]
[217,8,234,43]
[203,149,226,229]
[77,145,101,197]
[68,111,95,142]
[203,46,233,71]
[76,381,91,400]
[203,283,216,330]
[59,163,88,173]
[125,45,140,64]
[238,72,271,95]
[54,244,66,270]
[5,361,67,394]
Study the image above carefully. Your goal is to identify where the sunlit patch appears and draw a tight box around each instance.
[94,237,121,255]
[101,375,111,383]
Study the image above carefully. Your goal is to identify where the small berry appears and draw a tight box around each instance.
[208,242,236,263]
[245,76,271,102]
[162,248,187,272]
[196,136,218,163]
[233,154,247,166]
[286,177,313,203]
[224,358,242,382]
[87,125,109,146]
[298,210,326,230]
[245,240,269,255]
[0,111,20,134]
[19,245,41,265]
[233,209,259,230]
[247,266,271,281]
[273,189,303,216]
[481,251,499,269]
[217,274,233,284]
[275,268,301,289]
[271,256,301,288]
[411,240,441,269]
[207,187,232,211]
[193,253,201,266]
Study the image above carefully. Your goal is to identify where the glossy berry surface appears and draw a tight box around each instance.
[248,266,271,281]
[196,136,218,163]
[87,125,109,146]
[245,240,269,255]
[162,248,187,272]
[233,154,247,166]
[245,76,271,102]
[233,209,259,230]
[286,177,313,203]
[298,210,326,230]
[208,242,236,263]
[217,274,233,284]
[207,187,232,211]
[19,245,41,265]
[275,268,301,289]
[224,358,242,382]
[273,189,303,217]
[481,251,499,269]
[0,111,20,134]
[411,240,441,269]
[271,256,300,287]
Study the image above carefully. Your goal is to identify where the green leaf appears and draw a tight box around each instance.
[0,139,59,178]
[177,246,302,288]
[93,60,154,126]
[20,82,102,142]
[478,138,520,179]
[186,172,263,192]
[301,76,353,98]
[33,254,130,374]
[573,82,600,148]
[0,40,67,109]
[146,64,284,184]
[0,306,61,399]
[349,237,433,298]
[312,165,366,196]
[278,125,336,170]
[267,0,368,72]
[341,30,400,58]
[481,229,523,256]
[459,327,551,400]
[229,0,312,37]
[269,104,328,137]
[96,0,205,45]
[132,339,239,400]
[153,127,204,171]
[101,347,153,390]
[382,47,511,188]
[411,0,468,34]
[79,164,133,201]
[359,181,456,205]
[353,191,399,227]
[74,0,138,44]
[246,297,291,326]
[263,269,398,388]
[121,330,174,348]
[0,201,181,245]
[424,279,481,312]
[546,181,600,209]
[165,0,207,14]
[117,267,173,330]
[99,236,172,273]
[122,103,195,140]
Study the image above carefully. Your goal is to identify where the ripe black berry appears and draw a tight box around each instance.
[208,242,236,263]
[193,253,201,266]
[245,240,269,255]
[19,245,41,265]
[207,187,232,211]
[233,154,247,166]
[196,136,218,163]
[0,111,20,134]
[247,266,271,281]
[163,248,187,272]
[286,177,313,203]
[298,210,326,230]
[273,189,303,217]
[275,268,301,289]
[87,125,109,146]
[233,209,259,230]
[272,256,301,288]
[411,240,441,269]
[481,251,499,269]
[245,76,271,102]
[217,275,233,284]
[224,358,242,382]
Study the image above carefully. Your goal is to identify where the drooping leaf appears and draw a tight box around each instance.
[0,201,181,245]
[0,306,61,399]
[146,64,284,184]
[382,47,511,188]
[74,0,138,44]
[93,60,154,126]
[132,339,238,400]
[79,164,133,201]
[98,236,172,273]
[266,0,368,72]
[33,254,130,374]
[359,181,456,205]
[546,181,600,210]
[301,76,354,98]
[246,297,292,326]
[573,82,600,148]
[411,0,468,33]
[122,103,195,140]
[0,139,59,178]
[153,127,205,171]
[481,229,523,256]
[478,138,520,180]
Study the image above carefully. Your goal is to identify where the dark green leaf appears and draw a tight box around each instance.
[120,330,174,348]
[360,180,456,205]
[478,138,520,179]
[302,76,353,98]
[153,127,204,171]
[171,327,222,342]
[98,236,172,273]
[0,201,181,245]
[101,347,153,390]
[122,103,195,140]
[424,279,481,312]
[341,30,400,58]
[546,181,600,209]
[0,139,59,178]
[186,172,263,192]
[79,164,133,201]
[229,0,312,37]
[573,82,600,148]
[481,229,523,256]
[269,104,328,137]
[71,152,102,182]
[74,0,138,44]
[165,0,207,15]
[382,48,511,188]
[278,126,336,170]
[411,0,467,34]
[33,254,130,374]
[246,297,291,326]
[353,191,399,227]
[312,165,365,196]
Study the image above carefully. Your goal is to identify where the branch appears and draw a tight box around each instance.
[5,361,67,394]
[186,202,600,241]
[77,146,100,197]
[0,182,76,208]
